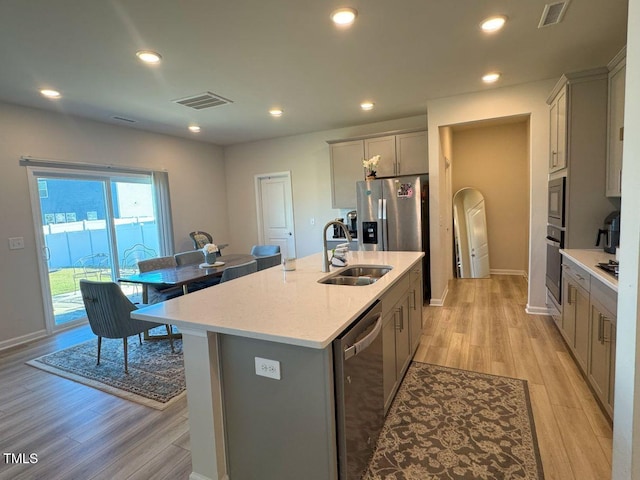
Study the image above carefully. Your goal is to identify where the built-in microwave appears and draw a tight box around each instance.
[548,177,566,227]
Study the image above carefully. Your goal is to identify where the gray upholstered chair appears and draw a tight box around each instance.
[79,280,174,373]
[137,256,183,304]
[175,250,205,266]
[219,260,258,283]
[250,245,281,256]
[250,245,282,271]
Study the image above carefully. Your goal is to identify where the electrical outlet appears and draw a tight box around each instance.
[8,237,24,250]
[255,357,281,380]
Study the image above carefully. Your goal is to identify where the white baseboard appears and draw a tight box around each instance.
[0,329,48,352]
[526,305,552,316]
[430,284,448,307]
[490,269,527,276]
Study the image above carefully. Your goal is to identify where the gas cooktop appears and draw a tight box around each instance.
[596,260,619,278]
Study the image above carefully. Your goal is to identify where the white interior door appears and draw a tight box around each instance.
[467,198,490,278]
[256,172,296,259]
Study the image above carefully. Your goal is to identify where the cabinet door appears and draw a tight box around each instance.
[396,131,428,175]
[365,135,396,177]
[549,88,567,173]
[588,300,612,410]
[382,309,397,412]
[561,279,576,346]
[573,283,590,371]
[395,297,411,380]
[606,62,625,197]
[330,140,364,208]
[409,268,423,354]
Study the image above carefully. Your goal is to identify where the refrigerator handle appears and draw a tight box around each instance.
[382,199,388,250]
[377,199,383,219]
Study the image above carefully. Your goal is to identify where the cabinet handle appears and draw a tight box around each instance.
[597,313,603,343]
[567,285,573,305]
[620,126,624,141]
[395,310,401,331]
[603,318,612,344]
[396,161,400,175]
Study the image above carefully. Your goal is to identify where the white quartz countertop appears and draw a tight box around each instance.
[131,250,423,349]
[560,249,618,291]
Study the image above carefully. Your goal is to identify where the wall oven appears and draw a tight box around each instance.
[546,177,566,305]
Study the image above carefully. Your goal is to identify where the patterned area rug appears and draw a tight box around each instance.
[27,333,184,410]
[365,362,544,480]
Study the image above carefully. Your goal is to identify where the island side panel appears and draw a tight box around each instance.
[219,334,338,480]
[181,328,228,480]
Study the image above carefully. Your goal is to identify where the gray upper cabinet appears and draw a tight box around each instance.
[606,47,626,198]
[364,131,428,177]
[329,130,428,208]
[364,135,396,177]
[329,140,364,208]
[548,86,567,173]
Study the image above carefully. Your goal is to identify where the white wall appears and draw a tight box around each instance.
[0,101,227,348]
[612,0,640,476]
[426,79,557,310]
[223,115,428,258]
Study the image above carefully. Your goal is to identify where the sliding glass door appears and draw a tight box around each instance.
[27,166,167,331]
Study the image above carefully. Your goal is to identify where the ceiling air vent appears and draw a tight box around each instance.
[538,1,570,28]
[112,116,136,123]
[173,91,233,110]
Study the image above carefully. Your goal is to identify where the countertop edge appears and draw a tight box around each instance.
[560,249,618,292]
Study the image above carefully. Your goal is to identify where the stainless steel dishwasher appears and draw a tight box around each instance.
[333,300,384,479]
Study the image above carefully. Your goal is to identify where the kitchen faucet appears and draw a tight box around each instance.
[322,220,352,272]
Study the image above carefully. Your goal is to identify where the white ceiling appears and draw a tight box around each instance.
[0,0,628,146]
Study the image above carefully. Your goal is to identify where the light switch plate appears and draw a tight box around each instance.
[255,357,281,380]
[8,237,24,250]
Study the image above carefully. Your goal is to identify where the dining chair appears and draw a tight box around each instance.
[174,250,219,290]
[250,245,282,271]
[189,231,213,250]
[175,250,205,266]
[79,280,174,373]
[137,256,183,304]
[250,245,281,256]
[219,260,258,283]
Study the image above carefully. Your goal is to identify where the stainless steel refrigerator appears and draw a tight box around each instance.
[356,175,430,299]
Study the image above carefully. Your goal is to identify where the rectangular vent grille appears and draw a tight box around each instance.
[538,1,570,28]
[112,116,136,123]
[173,91,233,110]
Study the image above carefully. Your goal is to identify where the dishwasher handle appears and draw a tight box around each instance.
[344,314,383,360]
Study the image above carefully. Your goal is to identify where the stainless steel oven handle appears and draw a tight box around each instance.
[546,237,561,248]
[344,314,383,360]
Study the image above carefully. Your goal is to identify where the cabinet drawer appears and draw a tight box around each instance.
[562,258,590,291]
[381,274,410,317]
[590,277,617,317]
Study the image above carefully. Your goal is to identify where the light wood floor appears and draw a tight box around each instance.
[0,275,612,479]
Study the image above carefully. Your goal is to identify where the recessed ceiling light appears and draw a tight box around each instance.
[188,125,201,133]
[480,15,507,33]
[360,102,375,111]
[482,72,501,83]
[136,50,162,64]
[269,108,283,117]
[331,7,357,26]
[40,89,61,99]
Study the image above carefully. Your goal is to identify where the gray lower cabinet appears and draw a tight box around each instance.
[587,281,617,417]
[561,256,617,419]
[561,263,590,370]
[381,265,422,412]
[409,265,424,353]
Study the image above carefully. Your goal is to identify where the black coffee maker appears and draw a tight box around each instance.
[596,211,621,254]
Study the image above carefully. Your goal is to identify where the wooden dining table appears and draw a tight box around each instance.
[119,253,256,304]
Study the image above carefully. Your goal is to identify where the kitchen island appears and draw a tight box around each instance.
[132,250,424,480]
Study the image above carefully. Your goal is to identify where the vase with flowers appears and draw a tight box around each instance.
[202,243,220,264]
[363,154,380,180]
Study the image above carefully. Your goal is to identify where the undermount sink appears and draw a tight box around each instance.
[318,264,392,286]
